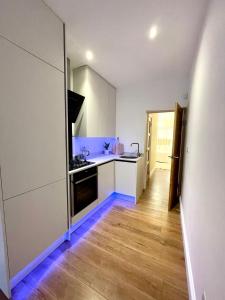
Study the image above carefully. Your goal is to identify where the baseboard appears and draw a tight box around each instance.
[180,198,196,300]
[112,192,136,202]
[150,167,156,178]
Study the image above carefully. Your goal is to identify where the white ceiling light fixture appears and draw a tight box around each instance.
[86,50,94,61]
[149,25,158,40]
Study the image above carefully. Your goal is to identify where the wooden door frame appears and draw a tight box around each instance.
[143,109,174,189]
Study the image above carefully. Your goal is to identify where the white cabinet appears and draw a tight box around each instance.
[115,161,137,197]
[4,180,67,277]
[136,157,144,200]
[107,86,116,136]
[0,0,67,291]
[115,158,144,201]
[0,170,10,298]
[0,0,64,71]
[98,162,115,204]
[0,37,66,199]
[73,66,116,137]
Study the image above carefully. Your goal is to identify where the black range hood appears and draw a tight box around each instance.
[67,90,85,162]
[68,90,85,123]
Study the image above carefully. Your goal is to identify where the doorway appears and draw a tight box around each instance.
[145,104,185,210]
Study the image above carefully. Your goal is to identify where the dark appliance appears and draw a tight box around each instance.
[70,166,98,217]
[69,154,95,170]
[68,90,85,122]
[67,90,85,163]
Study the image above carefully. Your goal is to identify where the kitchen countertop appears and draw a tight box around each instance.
[68,154,143,175]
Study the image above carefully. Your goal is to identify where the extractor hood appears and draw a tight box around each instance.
[68,90,85,123]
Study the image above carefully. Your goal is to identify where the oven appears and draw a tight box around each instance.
[70,166,98,217]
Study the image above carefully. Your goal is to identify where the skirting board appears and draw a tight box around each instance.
[112,192,135,202]
[150,167,156,178]
[180,198,196,300]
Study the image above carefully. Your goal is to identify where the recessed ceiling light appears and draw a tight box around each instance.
[149,25,158,40]
[86,50,94,61]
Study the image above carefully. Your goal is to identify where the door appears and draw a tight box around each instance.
[71,167,98,216]
[168,103,184,210]
[145,114,152,186]
[0,37,66,200]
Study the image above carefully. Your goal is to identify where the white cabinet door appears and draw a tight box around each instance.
[0,0,64,71]
[73,66,116,137]
[0,168,10,297]
[115,161,137,197]
[4,180,67,277]
[98,162,115,204]
[87,68,108,137]
[107,85,116,137]
[0,37,66,199]
[136,158,144,200]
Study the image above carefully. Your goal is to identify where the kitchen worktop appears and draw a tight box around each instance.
[68,154,143,175]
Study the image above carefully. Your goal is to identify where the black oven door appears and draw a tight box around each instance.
[70,167,98,217]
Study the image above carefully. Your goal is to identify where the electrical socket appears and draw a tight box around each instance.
[202,291,206,300]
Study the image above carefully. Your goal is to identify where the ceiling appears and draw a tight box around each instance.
[44,0,209,87]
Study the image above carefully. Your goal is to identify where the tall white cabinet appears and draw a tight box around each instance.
[0,38,66,199]
[0,0,67,297]
[73,66,116,137]
[0,169,10,297]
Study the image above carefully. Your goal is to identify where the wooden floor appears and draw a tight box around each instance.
[12,168,188,300]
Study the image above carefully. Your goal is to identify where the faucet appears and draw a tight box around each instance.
[130,143,140,156]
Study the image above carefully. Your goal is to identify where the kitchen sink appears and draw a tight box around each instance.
[120,153,140,159]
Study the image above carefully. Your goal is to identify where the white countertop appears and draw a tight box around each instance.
[68,154,143,175]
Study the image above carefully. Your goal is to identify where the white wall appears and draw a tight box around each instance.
[181,0,225,299]
[116,76,188,153]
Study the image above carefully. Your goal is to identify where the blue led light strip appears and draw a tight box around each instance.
[11,193,135,299]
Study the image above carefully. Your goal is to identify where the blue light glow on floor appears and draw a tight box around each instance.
[11,193,135,299]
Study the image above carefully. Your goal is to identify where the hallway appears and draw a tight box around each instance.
[12,169,188,300]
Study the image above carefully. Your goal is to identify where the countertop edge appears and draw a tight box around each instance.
[68,155,143,175]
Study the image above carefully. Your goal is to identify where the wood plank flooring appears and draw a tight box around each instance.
[12,168,188,300]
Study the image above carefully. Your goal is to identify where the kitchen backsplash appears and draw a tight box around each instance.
[72,137,116,157]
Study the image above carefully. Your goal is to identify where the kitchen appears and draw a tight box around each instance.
[0,2,146,298]
[67,65,144,229]
[0,0,215,299]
